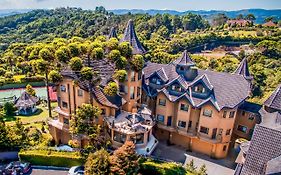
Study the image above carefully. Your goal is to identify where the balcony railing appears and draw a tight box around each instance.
[48,118,69,131]
[197,132,222,143]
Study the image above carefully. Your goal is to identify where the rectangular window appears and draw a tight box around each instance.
[124,85,128,94]
[130,71,135,82]
[180,103,189,111]
[63,118,69,125]
[223,111,227,118]
[62,101,68,108]
[194,85,205,93]
[157,115,165,123]
[203,109,212,117]
[77,89,83,97]
[229,111,235,118]
[58,97,61,108]
[248,114,255,121]
[188,121,192,128]
[249,129,254,137]
[156,79,161,85]
[223,145,227,151]
[151,77,157,83]
[200,126,209,134]
[138,71,142,80]
[158,99,166,106]
[130,87,135,99]
[218,128,223,135]
[136,133,144,144]
[101,108,106,115]
[178,120,187,128]
[137,87,141,97]
[237,125,247,133]
[226,129,231,135]
[60,85,66,92]
[113,131,126,143]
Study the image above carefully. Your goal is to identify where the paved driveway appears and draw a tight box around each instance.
[184,154,235,175]
[28,168,68,175]
[151,141,186,163]
[151,141,236,175]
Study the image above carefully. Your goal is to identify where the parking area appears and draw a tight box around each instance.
[151,141,236,175]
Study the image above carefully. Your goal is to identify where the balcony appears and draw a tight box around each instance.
[48,118,69,132]
[54,107,70,117]
[197,132,222,143]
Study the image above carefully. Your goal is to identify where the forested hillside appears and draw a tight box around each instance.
[0,7,280,103]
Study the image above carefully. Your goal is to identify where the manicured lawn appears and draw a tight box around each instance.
[4,105,50,125]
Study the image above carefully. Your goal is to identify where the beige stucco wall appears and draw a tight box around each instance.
[233,110,257,140]
[120,70,142,112]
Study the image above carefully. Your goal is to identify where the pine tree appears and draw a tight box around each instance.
[110,141,139,175]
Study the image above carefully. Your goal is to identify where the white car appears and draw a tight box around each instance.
[68,166,84,175]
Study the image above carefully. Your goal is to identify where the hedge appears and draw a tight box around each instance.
[19,149,85,167]
[139,160,189,175]
[0,81,45,90]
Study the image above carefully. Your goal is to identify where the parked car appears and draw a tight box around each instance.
[68,166,84,175]
[4,161,31,175]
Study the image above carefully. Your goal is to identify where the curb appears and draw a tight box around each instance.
[32,165,69,171]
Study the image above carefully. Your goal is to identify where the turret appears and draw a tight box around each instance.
[108,27,118,40]
[120,19,146,55]
[174,50,198,81]
[119,20,145,112]
[234,58,253,81]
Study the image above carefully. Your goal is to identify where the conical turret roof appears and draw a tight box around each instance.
[264,84,281,111]
[173,50,195,66]
[108,27,118,40]
[120,19,146,55]
[234,58,252,80]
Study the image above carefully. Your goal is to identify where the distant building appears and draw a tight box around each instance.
[15,91,39,115]
[227,19,252,27]
[262,21,278,28]
[235,84,281,175]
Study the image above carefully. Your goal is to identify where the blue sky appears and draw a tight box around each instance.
[0,0,280,11]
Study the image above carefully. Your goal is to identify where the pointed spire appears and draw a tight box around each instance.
[174,50,195,66]
[108,27,118,40]
[234,58,252,80]
[264,84,281,111]
[120,19,146,55]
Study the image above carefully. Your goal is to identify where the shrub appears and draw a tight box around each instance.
[19,149,85,167]
[139,160,187,175]
[3,102,16,116]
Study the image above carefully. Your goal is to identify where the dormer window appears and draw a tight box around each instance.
[179,66,184,71]
[171,84,182,92]
[156,79,161,85]
[193,85,205,93]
